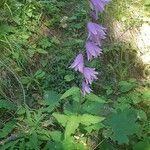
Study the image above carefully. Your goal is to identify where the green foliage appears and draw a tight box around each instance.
[105,109,139,144]
[0,120,16,139]
[0,99,16,110]
[133,138,150,150]
[0,0,150,150]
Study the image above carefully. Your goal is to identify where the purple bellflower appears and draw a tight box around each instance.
[90,0,110,20]
[70,53,84,73]
[86,41,102,60]
[83,67,98,84]
[87,22,106,45]
[82,81,92,96]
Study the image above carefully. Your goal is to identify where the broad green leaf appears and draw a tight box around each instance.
[63,138,76,150]
[85,93,105,103]
[50,131,62,142]
[60,87,80,100]
[43,141,62,150]
[99,141,118,150]
[84,123,104,133]
[82,101,104,115]
[65,115,79,139]
[52,113,69,127]
[105,109,139,144]
[63,138,91,150]
[43,91,60,112]
[80,114,104,126]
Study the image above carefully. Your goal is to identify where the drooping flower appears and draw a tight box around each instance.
[87,22,106,45]
[90,0,111,20]
[83,67,98,84]
[70,53,84,73]
[82,81,92,96]
[86,41,102,60]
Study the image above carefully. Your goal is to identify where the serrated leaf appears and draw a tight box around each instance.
[52,113,69,127]
[85,93,105,103]
[43,91,60,112]
[84,123,104,133]
[65,115,79,139]
[105,109,139,144]
[60,87,80,100]
[80,114,104,126]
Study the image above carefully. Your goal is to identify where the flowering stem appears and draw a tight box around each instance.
[76,94,83,116]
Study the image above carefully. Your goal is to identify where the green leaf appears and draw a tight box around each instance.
[141,88,150,101]
[0,139,20,150]
[85,93,105,103]
[60,87,80,102]
[50,131,62,142]
[65,115,79,139]
[84,123,104,133]
[0,120,16,139]
[105,109,139,144]
[63,138,91,150]
[119,81,136,93]
[64,74,74,82]
[34,69,46,79]
[0,99,16,110]
[43,141,62,150]
[133,139,150,150]
[27,133,39,150]
[52,113,69,127]
[82,101,104,115]
[43,91,60,112]
[80,114,104,126]
[99,141,118,150]
[137,110,147,121]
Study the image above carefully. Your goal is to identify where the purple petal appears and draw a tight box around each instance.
[87,22,107,45]
[86,41,102,60]
[82,81,92,96]
[83,67,98,84]
[70,53,84,73]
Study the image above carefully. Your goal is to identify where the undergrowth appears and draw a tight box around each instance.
[0,0,150,150]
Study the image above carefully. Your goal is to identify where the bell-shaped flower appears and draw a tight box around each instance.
[86,41,102,60]
[87,22,106,45]
[83,67,98,84]
[82,81,92,96]
[90,0,111,20]
[70,53,84,73]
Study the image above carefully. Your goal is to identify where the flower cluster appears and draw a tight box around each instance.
[70,0,110,95]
